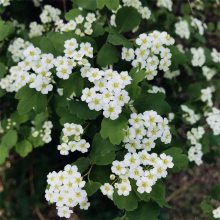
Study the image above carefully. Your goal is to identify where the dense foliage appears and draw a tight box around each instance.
[0,0,220,219]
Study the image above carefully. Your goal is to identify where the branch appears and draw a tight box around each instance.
[166,177,198,202]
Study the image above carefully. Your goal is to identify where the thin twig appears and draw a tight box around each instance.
[166,177,198,202]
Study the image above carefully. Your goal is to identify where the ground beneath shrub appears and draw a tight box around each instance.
[166,159,220,220]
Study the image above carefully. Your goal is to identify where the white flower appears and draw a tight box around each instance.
[213,207,220,219]
[190,47,206,67]
[100,183,114,198]
[175,20,190,39]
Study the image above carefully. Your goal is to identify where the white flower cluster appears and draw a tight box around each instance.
[123,111,172,153]
[57,123,90,155]
[40,5,61,24]
[164,70,180,79]
[175,20,190,39]
[201,86,215,107]
[191,17,207,36]
[32,121,53,144]
[213,207,220,219]
[191,47,206,67]
[8,38,32,62]
[100,111,173,197]
[28,5,61,38]
[211,48,220,63]
[202,66,216,81]
[121,0,151,19]
[148,86,165,94]
[187,126,205,165]
[181,105,200,125]
[81,68,131,120]
[55,13,97,36]
[29,22,45,38]
[122,31,174,80]
[206,108,220,135]
[45,164,89,218]
[0,38,93,94]
[156,0,173,11]
[0,0,10,6]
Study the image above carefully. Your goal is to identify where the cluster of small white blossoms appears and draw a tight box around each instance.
[148,86,165,94]
[205,108,220,135]
[0,38,93,94]
[32,121,53,144]
[213,207,220,219]
[57,123,90,155]
[81,68,131,120]
[164,70,180,79]
[55,13,97,36]
[202,66,216,81]
[28,5,61,38]
[187,126,205,165]
[190,47,206,67]
[181,105,200,125]
[121,0,151,19]
[0,0,10,6]
[191,17,207,36]
[8,38,32,62]
[29,22,45,38]
[123,111,172,153]
[201,86,215,107]
[45,164,89,218]
[100,111,173,197]
[122,31,174,80]
[156,0,173,11]
[40,5,61,24]
[211,48,220,63]
[175,19,190,39]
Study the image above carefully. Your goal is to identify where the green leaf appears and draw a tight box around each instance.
[75,0,97,10]
[100,116,128,145]
[170,46,187,69]
[39,37,55,54]
[0,145,8,165]
[211,185,220,200]
[15,140,32,157]
[90,133,116,165]
[0,20,15,41]
[200,199,213,214]
[163,147,188,172]
[16,87,47,115]
[1,130,18,150]
[90,165,112,184]
[113,191,138,211]
[85,181,101,196]
[150,182,167,207]
[126,202,160,220]
[107,32,132,47]
[60,73,84,98]
[34,112,48,129]
[96,43,119,67]
[65,9,82,20]
[0,63,6,78]
[115,7,141,32]
[73,157,90,173]
[68,100,100,120]
[134,92,170,115]
[106,0,119,10]
[96,0,106,9]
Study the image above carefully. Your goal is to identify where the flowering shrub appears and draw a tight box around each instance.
[0,0,220,219]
